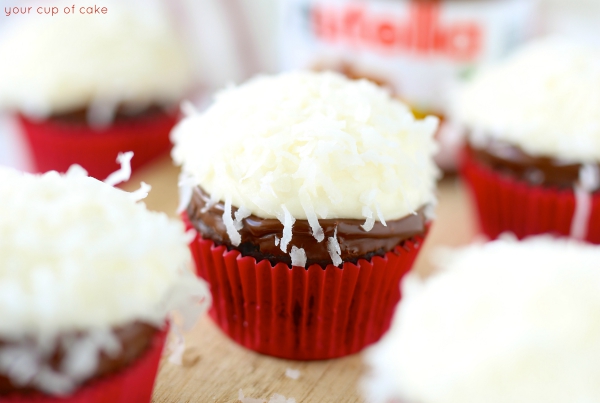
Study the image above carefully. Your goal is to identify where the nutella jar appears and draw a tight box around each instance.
[279,0,538,170]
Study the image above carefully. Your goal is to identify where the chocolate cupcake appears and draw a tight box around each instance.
[0,166,210,402]
[172,71,439,360]
[0,2,194,179]
[455,38,600,243]
[364,236,600,403]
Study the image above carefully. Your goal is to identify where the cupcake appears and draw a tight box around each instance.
[0,2,194,179]
[172,71,439,360]
[0,165,210,402]
[364,236,600,403]
[456,38,600,243]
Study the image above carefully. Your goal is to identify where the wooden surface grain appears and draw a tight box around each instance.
[124,156,479,403]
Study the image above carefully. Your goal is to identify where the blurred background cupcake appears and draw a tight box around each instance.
[456,38,600,243]
[0,0,195,179]
[364,236,600,403]
[0,166,210,402]
[172,71,439,360]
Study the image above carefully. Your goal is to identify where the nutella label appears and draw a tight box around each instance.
[280,0,537,113]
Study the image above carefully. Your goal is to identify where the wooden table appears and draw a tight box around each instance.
[124,156,479,403]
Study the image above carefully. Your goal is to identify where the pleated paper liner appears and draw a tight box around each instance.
[461,149,600,243]
[17,111,177,180]
[2,328,167,403]
[184,213,427,360]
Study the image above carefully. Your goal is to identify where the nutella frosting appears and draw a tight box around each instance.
[0,323,157,395]
[467,138,600,189]
[188,187,427,267]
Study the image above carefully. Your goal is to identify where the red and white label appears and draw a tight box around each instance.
[280,0,537,113]
[312,2,483,61]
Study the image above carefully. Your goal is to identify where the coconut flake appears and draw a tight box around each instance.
[65,164,88,178]
[177,171,196,214]
[167,323,185,366]
[327,227,342,266]
[103,151,134,187]
[184,228,198,244]
[278,205,296,253]
[300,191,324,242]
[238,389,266,403]
[223,196,242,246]
[285,368,300,380]
[570,164,600,240]
[181,100,198,117]
[274,236,280,246]
[375,202,387,227]
[62,329,120,379]
[269,394,296,403]
[200,193,219,214]
[128,181,151,202]
[361,206,375,232]
[290,246,307,268]
[234,205,252,230]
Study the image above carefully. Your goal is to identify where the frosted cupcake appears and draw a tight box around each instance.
[172,71,439,360]
[456,38,600,243]
[0,2,194,179]
[364,236,600,403]
[0,166,210,402]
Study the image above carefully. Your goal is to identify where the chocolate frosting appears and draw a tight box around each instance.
[187,187,427,267]
[0,322,157,395]
[50,105,170,125]
[468,138,600,189]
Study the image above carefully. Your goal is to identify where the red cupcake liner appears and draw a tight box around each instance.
[2,328,167,403]
[17,111,178,180]
[183,213,426,360]
[461,149,600,243]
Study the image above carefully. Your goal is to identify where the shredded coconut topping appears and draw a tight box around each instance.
[285,368,301,380]
[570,164,600,240]
[278,205,296,252]
[456,37,600,163]
[172,71,439,233]
[364,236,600,403]
[0,1,194,121]
[327,227,342,267]
[361,206,376,232]
[234,206,252,230]
[0,166,210,393]
[290,246,307,268]
[223,196,242,246]
[177,171,197,214]
[103,151,134,187]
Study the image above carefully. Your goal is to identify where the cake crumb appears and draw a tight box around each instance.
[285,368,300,380]
[181,347,201,367]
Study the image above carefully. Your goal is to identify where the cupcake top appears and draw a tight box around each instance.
[365,236,600,403]
[172,71,439,244]
[456,38,600,163]
[0,2,194,122]
[0,165,209,338]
